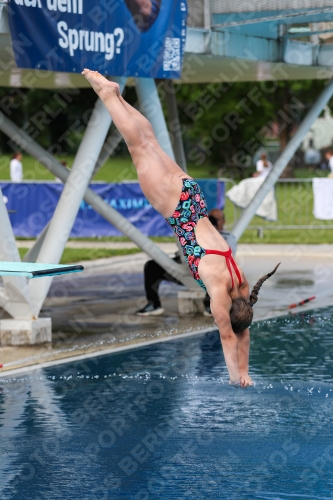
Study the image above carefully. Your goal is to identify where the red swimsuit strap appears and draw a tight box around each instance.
[205,247,243,288]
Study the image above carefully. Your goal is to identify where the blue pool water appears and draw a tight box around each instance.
[1,309,333,499]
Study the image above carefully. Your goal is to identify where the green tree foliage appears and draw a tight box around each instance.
[174,79,333,169]
[0,86,97,154]
[0,79,331,175]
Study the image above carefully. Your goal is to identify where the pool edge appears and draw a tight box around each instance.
[0,304,322,378]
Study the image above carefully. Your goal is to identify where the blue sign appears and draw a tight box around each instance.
[1,180,225,237]
[8,0,187,79]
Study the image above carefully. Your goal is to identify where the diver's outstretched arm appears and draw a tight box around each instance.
[237,329,253,387]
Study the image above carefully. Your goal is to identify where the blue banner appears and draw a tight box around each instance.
[1,180,225,237]
[8,0,187,79]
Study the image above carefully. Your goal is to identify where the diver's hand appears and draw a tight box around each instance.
[240,373,253,388]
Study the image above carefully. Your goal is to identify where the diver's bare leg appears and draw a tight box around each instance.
[118,94,189,178]
[82,69,182,217]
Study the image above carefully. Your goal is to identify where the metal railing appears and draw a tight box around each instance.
[187,0,333,30]
[187,0,210,28]
[210,0,333,14]
[223,178,333,235]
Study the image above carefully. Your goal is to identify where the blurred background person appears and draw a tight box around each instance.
[136,249,182,316]
[227,151,278,221]
[253,152,273,179]
[304,139,321,171]
[207,209,236,254]
[325,150,333,177]
[10,152,23,182]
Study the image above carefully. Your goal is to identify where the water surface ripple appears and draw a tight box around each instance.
[1,309,333,499]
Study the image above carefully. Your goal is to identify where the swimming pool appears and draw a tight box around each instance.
[1,308,333,499]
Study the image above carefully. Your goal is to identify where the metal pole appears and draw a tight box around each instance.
[0,188,31,318]
[231,78,333,241]
[135,78,175,159]
[0,113,193,289]
[29,95,116,315]
[23,221,49,263]
[161,79,189,262]
[163,80,187,173]
[136,78,195,283]
[92,102,139,177]
[92,127,123,178]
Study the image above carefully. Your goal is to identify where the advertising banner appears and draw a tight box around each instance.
[1,180,225,237]
[8,0,187,79]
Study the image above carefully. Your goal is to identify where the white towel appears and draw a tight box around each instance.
[313,178,333,220]
[226,177,277,221]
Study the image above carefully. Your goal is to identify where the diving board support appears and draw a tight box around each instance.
[28,85,125,317]
[23,221,49,263]
[162,82,205,304]
[135,78,176,160]
[0,189,51,344]
[163,80,187,173]
[135,78,195,290]
[0,318,51,346]
[0,188,32,319]
[231,78,333,241]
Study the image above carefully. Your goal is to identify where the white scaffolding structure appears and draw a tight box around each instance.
[1,0,333,343]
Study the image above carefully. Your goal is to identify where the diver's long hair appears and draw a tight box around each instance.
[230,263,280,333]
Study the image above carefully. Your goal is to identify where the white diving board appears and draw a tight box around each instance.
[0,262,84,278]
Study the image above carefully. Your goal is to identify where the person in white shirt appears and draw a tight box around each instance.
[325,150,333,177]
[10,152,23,182]
[253,152,273,179]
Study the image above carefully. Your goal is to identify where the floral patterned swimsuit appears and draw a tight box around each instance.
[166,179,242,291]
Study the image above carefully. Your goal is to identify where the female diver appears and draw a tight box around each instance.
[82,69,280,388]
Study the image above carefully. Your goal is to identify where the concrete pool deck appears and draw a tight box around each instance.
[1,243,333,373]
